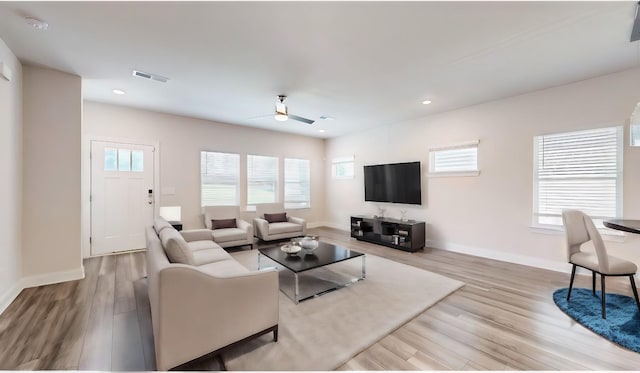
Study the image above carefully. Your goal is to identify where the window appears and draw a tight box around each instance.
[200,151,240,206]
[247,155,278,205]
[533,126,622,227]
[631,102,640,146]
[428,141,479,176]
[332,156,355,179]
[284,158,310,209]
[632,125,640,147]
[104,147,143,172]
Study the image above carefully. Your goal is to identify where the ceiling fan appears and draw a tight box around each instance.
[249,95,315,125]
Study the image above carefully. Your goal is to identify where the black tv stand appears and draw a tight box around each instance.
[350,215,425,252]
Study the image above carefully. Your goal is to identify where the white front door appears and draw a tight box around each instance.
[91,141,155,256]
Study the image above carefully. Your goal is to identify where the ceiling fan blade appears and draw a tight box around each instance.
[632,1,640,42]
[288,114,315,125]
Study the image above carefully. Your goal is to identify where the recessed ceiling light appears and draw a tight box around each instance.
[422,100,432,105]
[319,129,326,133]
[320,116,335,120]
[25,16,48,30]
[112,89,126,95]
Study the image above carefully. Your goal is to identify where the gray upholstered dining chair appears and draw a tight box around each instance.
[562,209,640,318]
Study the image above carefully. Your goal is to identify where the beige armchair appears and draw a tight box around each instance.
[203,205,254,249]
[253,203,307,241]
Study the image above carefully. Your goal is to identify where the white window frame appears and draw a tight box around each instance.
[631,124,640,147]
[631,102,640,146]
[331,155,355,179]
[200,151,240,207]
[284,158,311,209]
[428,140,480,177]
[532,126,623,230]
[246,154,279,207]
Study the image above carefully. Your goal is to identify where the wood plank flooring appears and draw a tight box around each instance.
[1,226,640,370]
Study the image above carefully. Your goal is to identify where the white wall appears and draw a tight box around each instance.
[0,37,23,313]
[83,102,326,257]
[325,66,640,272]
[22,65,84,284]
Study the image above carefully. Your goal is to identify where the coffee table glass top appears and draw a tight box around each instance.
[258,241,364,273]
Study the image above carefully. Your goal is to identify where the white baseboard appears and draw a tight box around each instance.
[21,266,85,289]
[0,281,23,316]
[310,221,347,231]
[426,239,571,274]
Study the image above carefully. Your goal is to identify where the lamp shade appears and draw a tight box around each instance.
[159,206,181,221]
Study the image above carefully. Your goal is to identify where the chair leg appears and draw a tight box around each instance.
[630,275,640,312]
[567,264,577,300]
[601,275,606,319]
[592,272,596,295]
[273,325,279,342]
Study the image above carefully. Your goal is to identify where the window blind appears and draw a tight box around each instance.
[332,156,355,179]
[429,142,478,174]
[200,151,240,206]
[284,158,310,208]
[533,126,622,226]
[247,155,278,205]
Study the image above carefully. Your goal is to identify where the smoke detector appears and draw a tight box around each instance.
[25,16,48,30]
[132,69,169,83]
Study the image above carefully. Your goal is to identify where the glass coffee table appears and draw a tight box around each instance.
[258,241,366,303]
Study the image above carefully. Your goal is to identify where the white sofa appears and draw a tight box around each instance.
[203,205,254,249]
[145,217,279,370]
[253,203,307,241]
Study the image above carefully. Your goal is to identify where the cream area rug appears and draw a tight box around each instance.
[222,249,464,371]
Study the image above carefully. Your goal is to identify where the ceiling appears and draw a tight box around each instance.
[0,1,639,139]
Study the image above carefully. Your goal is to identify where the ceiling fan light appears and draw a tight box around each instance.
[275,113,288,121]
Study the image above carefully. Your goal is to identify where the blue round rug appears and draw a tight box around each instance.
[553,288,640,353]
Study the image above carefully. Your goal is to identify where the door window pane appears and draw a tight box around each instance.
[118,149,131,171]
[104,148,118,171]
[131,150,144,172]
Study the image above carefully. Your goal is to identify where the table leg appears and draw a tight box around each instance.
[294,273,300,304]
[362,255,366,279]
[258,252,261,270]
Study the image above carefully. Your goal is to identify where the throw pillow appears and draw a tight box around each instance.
[264,212,287,223]
[212,218,237,229]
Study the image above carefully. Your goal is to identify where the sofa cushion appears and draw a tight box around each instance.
[187,240,221,252]
[160,229,195,265]
[154,217,174,235]
[192,248,233,266]
[198,259,251,277]
[212,228,247,243]
[264,212,287,223]
[212,218,237,229]
[268,222,302,235]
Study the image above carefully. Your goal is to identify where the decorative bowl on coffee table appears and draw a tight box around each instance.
[281,243,301,256]
[299,236,319,251]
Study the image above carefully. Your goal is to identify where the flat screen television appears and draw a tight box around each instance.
[364,161,422,205]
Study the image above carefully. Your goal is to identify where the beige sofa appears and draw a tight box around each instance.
[202,205,254,249]
[253,203,307,241]
[146,217,279,370]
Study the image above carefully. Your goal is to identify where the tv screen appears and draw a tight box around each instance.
[364,161,422,205]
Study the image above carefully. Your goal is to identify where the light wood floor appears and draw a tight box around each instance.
[1,227,640,370]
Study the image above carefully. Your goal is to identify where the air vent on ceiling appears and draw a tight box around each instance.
[132,69,169,83]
